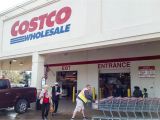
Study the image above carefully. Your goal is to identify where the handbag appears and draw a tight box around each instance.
[49,104,54,113]
[40,98,43,104]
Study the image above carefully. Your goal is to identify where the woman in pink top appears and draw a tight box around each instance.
[39,85,52,120]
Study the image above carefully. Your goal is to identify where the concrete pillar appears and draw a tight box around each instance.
[0,19,3,56]
[31,52,45,92]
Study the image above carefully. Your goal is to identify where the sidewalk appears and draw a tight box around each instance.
[26,98,102,120]
[0,99,102,120]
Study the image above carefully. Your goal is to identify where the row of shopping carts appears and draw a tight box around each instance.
[92,97,160,120]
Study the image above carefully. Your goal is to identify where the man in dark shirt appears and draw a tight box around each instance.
[52,82,62,114]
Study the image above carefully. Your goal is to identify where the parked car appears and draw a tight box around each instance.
[0,79,37,114]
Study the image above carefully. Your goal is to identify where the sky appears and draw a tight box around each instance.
[0,0,29,12]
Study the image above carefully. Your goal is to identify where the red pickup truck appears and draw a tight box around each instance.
[0,79,37,114]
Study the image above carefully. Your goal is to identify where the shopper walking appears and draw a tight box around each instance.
[133,86,143,98]
[143,88,148,98]
[71,84,94,120]
[52,82,62,114]
[39,85,52,120]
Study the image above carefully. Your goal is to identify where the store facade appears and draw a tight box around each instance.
[0,0,160,98]
[45,42,160,98]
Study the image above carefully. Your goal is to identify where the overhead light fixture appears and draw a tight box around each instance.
[64,53,68,56]
[12,59,17,62]
[19,62,24,66]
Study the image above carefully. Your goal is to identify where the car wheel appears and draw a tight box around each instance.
[14,99,28,114]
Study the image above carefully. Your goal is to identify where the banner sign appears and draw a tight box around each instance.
[138,66,156,78]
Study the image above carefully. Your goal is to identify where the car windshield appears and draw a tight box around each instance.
[0,80,8,89]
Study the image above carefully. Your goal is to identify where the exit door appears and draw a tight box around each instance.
[56,71,77,99]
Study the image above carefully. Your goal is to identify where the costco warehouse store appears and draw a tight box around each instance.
[0,0,160,100]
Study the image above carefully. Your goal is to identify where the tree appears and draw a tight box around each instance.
[1,70,22,83]
[20,71,31,87]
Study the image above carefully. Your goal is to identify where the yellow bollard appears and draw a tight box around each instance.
[92,87,96,100]
[127,88,131,97]
[99,88,102,99]
[72,87,75,103]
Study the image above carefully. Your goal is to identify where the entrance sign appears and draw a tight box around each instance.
[138,66,156,78]
[98,61,130,69]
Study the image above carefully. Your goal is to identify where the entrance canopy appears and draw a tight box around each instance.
[0,56,32,71]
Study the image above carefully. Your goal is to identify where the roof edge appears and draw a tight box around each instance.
[0,0,37,16]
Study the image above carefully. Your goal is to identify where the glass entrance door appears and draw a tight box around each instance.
[99,72,130,99]
[56,71,77,99]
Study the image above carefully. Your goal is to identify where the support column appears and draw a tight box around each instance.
[31,52,45,92]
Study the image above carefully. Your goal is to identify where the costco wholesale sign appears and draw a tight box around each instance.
[2,0,86,55]
[10,6,72,44]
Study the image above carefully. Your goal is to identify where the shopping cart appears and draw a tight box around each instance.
[92,97,120,120]
[126,98,137,119]
[148,98,160,119]
[92,97,160,120]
